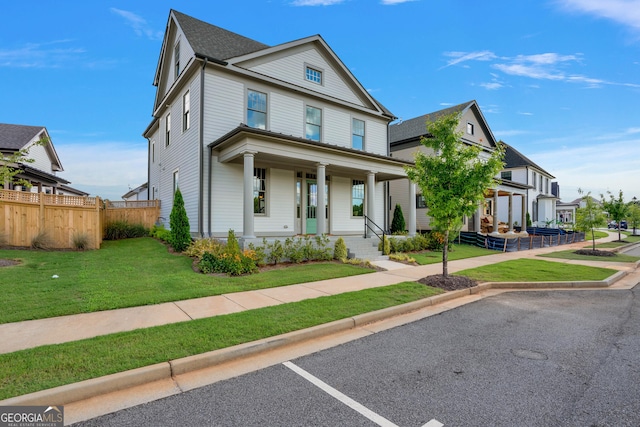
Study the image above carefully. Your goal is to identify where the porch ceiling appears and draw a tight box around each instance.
[210,125,411,181]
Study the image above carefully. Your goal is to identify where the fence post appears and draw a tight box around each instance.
[95,197,102,249]
[39,193,45,238]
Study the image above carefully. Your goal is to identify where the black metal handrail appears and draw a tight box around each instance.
[364,215,386,242]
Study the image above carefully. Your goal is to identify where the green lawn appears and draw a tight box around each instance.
[0,238,374,324]
[456,258,615,282]
[0,282,441,400]
[539,250,640,263]
[407,244,498,265]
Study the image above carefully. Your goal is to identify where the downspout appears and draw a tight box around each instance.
[198,58,208,237]
[146,138,151,201]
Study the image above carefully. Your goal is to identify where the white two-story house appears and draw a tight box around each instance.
[144,10,412,242]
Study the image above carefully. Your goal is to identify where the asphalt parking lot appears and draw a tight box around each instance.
[74,284,640,427]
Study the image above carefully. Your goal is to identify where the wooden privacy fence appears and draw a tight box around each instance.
[0,189,160,250]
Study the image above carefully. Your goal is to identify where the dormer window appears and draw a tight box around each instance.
[305,66,322,85]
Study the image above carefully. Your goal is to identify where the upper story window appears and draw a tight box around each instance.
[501,171,512,181]
[174,41,181,79]
[306,106,322,141]
[352,118,365,150]
[532,171,537,189]
[466,122,474,135]
[247,90,267,130]
[151,140,155,163]
[165,113,171,146]
[183,91,190,131]
[539,175,543,192]
[305,66,322,85]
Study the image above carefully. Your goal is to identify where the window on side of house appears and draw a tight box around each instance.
[416,194,427,209]
[173,170,179,194]
[501,171,512,181]
[183,91,190,131]
[467,122,474,135]
[253,168,266,214]
[352,118,365,150]
[305,66,322,84]
[352,180,365,217]
[151,140,155,163]
[247,90,267,130]
[533,171,537,189]
[539,175,543,192]
[165,114,171,146]
[306,106,322,141]
[545,178,549,194]
[174,41,180,79]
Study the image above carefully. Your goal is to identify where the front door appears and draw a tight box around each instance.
[306,180,317,234]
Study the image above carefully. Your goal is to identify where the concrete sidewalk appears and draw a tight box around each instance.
[0,232,638,355]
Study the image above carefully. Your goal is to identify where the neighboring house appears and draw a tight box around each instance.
[122,182,149,201]
[389,100,529,235]
[0,123,83,195]
[500,143,558,227]
[144,10,412,242]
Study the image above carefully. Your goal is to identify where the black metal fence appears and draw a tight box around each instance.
[459,228,586,253]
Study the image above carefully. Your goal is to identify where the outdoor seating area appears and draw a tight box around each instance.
[480,215,509,234]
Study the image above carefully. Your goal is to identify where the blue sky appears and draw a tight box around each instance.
[1,0,639,202]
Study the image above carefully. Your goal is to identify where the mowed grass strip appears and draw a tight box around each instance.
[539,250,640,263]
[455,258,615,282]
[409,244,497,265]
[0,238,373,324]
[0,282,441,400]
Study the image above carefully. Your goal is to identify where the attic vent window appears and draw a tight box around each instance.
[174,41,181,79]
[466,122,474,135]
[305,66,322,85]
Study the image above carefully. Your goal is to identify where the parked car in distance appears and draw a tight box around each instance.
[608,220,627,229]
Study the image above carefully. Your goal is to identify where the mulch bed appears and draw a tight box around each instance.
[573,249,616,257]
[0,259,19,267]
[418,274,478,291]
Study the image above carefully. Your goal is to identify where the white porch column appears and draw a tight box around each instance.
[521,195,527,230]
[408,180,416,236]
[475,201,482,233]
[493,190,499,233]
[508,192,513,229]
[242,151,256,239]
[366,171,376,237]
[316,163,326,235]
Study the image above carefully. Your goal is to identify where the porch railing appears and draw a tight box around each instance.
[364,215,386,242]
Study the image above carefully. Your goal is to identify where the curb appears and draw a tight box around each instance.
[0,269,633,408]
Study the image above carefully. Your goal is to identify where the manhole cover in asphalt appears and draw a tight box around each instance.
[511,348,548,360]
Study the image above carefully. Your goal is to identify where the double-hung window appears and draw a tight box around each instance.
[352,118,365,150]
[352,180,365,217]
[247,90,267,130]
[253,168,266,214]
[183,91,190,131]
[306,106,321,141]
[174,41,180,79]
[501,171,512,181]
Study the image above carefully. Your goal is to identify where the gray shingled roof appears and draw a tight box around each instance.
[389,101,474,143]
[172,10,269,62]
[503,142,554,178]
[0,123,44,151]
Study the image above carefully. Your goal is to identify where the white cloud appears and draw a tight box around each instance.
[442,50,497,68]
[0,40,85,68]
[110,8,163,40]
[556,0,640,31]
[290,0,345,5]
[381,0,418,5]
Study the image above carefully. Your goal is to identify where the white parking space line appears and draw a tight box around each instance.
[283,361,444,427]
[283,361,399,427]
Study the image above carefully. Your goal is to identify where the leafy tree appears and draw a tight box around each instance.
[169,188,191,252]
[405,113,504,277]
[575,189,607,251]
[601,190,629,242]
[0,136,49,189]
[627,202,640,236]
[390,204,406,234]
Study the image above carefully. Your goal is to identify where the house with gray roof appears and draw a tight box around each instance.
[0,123,86,195]
[143,10,413,243]
[389,101,530,235]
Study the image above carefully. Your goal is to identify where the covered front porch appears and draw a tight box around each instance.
[473,186,529,237]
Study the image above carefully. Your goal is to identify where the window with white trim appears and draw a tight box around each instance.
[253,168,266,214]
[305,66,322,84]
[174,41,181,79]
[247,90,267,130]
[352,180,365,217]
[165,114,171,146]
[501,171,512,181]
[183,91,190,131]
[151,140,155,163]
[416,194,427,209]
[466,122,474,135]
[306,106,321,141]
[352,118,365,150]
[173,170,179,194]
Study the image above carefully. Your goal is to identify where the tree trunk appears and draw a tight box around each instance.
[591,229,596,251]
[443,229,449,277]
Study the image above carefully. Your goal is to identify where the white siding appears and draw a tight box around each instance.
[255,168,295,233]
[270,91,303,136]
[26,141,53,173]
[211,157,243,235]
[203,72,244,142]
[245,45,365,107]
[329,175,364,234]
[366,120,388,156]
[324,107,350,148]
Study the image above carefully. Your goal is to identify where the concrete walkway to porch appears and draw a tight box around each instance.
[0,231,638,355]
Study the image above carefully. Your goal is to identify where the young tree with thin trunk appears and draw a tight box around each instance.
[405,113,504,277]
[0,136,49,189]
[601,190,629,242]
[627,202,640,236]
[575,189,607,251]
